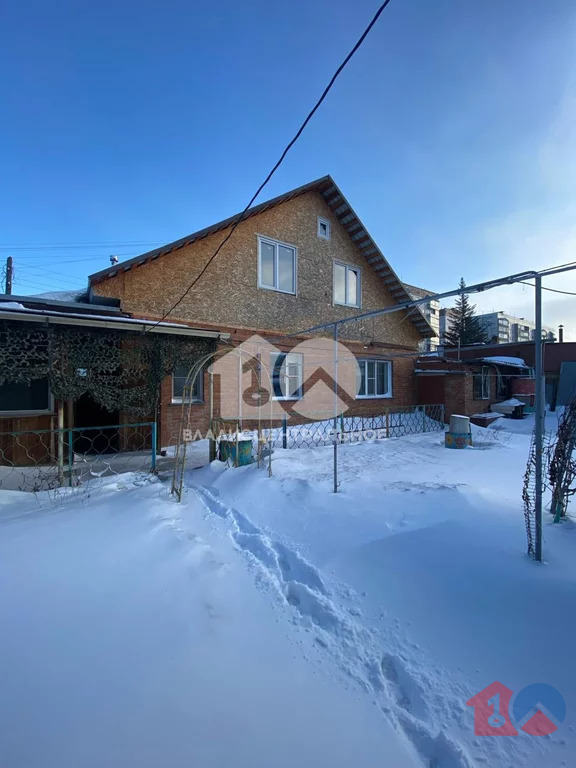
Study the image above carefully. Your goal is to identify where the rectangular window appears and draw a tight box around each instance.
[0,379,51,415]
[172,365,203,403]
[356,359,392,398]
[334,262,361,307]
[270,353,303,400]
[258,237,296,294]
[473,366,490,400]
[317,216,331,240]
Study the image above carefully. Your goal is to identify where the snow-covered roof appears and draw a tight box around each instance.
[482,356,528,368]
[0,302,229,339]
[492,398,525,407]
[32,290,85,302]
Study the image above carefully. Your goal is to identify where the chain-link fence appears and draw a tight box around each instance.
[0,422,157,493]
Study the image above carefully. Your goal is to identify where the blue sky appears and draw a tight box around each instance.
[1,0,575,335]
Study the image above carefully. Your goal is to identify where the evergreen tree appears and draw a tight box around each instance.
[443,278,488,346]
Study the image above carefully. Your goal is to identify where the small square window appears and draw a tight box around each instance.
[317,217,331,240]
[172,365,203,403]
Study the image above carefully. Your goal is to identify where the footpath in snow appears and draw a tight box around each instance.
[0,476,417,768]
[187,414,575,768]
[1,414,574,768]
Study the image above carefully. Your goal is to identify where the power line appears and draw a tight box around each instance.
[148,0,395,331]
[0,242,163,251]
[520,280,576,297]
[18,264,90,285]
[9,255,135,264]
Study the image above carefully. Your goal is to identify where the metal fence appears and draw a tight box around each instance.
[208,405,444,457]
[0,422,157,493]
[266,404,445,449]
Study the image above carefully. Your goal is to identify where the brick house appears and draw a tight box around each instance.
[87,176,435,446]
[416,354,534,423]
[443,341,576,408]
[0,293,222,466]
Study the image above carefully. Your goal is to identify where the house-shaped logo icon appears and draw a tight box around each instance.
[210,335,359,422]
[466,681,519,736]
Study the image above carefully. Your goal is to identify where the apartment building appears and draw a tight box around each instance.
[475,311,555,344]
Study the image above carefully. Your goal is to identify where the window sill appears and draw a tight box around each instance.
[258,284,296,296]
[356,394,393,400]
[170,399,204,406]
[0,410,53,417]
[334,300,361,309]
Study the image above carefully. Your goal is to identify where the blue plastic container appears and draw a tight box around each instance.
[219,438,253,466]
[445,432,472,449]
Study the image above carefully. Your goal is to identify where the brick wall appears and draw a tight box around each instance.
[158,336,419,447]
[421,369,507,423]
[89,190,434,447]
[91,191,424,348]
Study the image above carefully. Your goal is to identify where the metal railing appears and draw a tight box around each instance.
[0,422,157,493]
[272,404,445,449]
[207,405,445,454]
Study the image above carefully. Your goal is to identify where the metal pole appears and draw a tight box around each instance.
[209,370,216,462]
[57,401,65,486]
[67,428,74,487]
[534,275,544,562]
[5,256,13,294]
[333,323,338,493]
[150,421,157,473]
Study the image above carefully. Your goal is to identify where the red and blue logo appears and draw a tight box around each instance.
[467,681,566,736]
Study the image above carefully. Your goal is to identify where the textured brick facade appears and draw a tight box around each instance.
[91,190,427,446]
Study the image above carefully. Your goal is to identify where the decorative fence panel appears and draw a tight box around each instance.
[217,404,445,453]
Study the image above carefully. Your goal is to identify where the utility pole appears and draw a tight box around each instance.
[534,275,544,562]
[4,256,13,294]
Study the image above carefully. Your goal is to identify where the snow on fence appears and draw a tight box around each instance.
[0,422,157,493]
[228,404,445,452]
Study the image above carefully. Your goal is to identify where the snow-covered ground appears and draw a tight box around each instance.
[1,414,574,768]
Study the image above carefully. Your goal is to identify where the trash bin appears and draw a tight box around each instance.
[219,437,253,466]
[445,414,472,449]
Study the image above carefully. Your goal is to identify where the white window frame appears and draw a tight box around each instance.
[356,359,392,399]
[473,366,491,400]
[172,366,203,404]
[270,352,303,401]
[333,261,361,308]
[317,216,331,240]
[0,379,53,417]
[257,235,297,295]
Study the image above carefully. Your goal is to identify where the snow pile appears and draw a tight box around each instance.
[188,413,573,768]
[491,398,527,415]
[482,356,528,368]
[1,413,573,768]
[0,473,416,768]
[32,290,85,301]
[0,301,26,310]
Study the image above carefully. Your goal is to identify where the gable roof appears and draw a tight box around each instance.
[89,175,434,339]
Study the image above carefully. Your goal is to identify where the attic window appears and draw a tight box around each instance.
[317,217,331,240]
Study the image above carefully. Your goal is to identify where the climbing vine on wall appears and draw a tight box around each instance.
[0,322,215,417]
